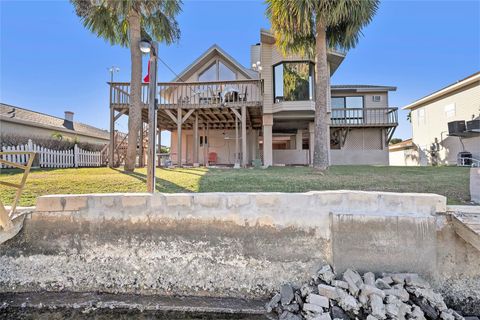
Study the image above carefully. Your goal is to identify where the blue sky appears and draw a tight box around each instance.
[1,0,479,145]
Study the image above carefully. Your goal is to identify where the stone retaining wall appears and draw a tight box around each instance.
[0,191,478,313]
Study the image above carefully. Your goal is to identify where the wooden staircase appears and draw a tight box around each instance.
[105,126,148,168]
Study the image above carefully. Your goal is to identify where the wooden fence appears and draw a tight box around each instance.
[0,140,103,169]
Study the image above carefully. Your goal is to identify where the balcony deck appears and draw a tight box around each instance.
[109,81,398,131]
[110,80,263,131]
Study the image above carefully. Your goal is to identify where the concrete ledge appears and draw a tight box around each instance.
[2,191,478,314]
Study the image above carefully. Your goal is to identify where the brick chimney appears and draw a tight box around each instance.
[64,111,74,122]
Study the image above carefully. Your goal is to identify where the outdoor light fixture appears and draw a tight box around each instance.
[139,40,152,53]
[252,61,262,72]
[139,39,157,57]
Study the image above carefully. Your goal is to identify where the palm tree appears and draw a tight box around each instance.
[71,0,181,172]
[266,0,379,170]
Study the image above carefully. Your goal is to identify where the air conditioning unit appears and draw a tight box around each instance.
[448,120,466,135]
[466,119,480,132]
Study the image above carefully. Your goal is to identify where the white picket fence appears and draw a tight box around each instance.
[0,139,102,169]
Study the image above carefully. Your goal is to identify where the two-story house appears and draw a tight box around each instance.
[108,29,398,167]
[401,71,480,166]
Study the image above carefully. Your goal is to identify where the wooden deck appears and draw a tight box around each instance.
[450,206,480,251]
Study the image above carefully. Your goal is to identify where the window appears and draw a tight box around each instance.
[199,136,208,147]
[372,95,381,102]
[198,63,217,82]
[417,108,425,126]
[219,62,236,81]
[274,62,314,102]
[331,96,364,124]
[198,60,236,81]
[444,103,456,118]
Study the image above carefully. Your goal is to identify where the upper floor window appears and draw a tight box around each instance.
[444,103,456,118]
[198,60,236,82]
[274,62,314,103]
[417,108,426,126]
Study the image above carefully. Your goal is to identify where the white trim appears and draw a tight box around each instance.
[403,73,480,110]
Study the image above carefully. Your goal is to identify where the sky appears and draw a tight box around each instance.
[1,0,479,146]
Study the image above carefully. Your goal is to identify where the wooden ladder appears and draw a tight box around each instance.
[0,151,35,231]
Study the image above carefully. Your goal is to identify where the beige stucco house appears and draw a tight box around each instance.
[0,103,110,145]
[399,72,480,166]
[109,29,398,167]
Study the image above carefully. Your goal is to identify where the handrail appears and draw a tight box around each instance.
[0,151,36,231]
[458,155,480,167]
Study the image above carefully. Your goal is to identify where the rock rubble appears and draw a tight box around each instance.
[266,265,477,320]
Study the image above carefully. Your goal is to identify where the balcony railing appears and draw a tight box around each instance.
[110,80,263,109]
[331,107,398,127]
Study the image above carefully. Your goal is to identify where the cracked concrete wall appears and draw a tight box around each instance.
[1,190,478,313]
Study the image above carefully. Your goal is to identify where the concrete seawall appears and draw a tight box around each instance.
[0,191,478,314]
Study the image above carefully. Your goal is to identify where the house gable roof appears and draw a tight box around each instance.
[403,71,480,110]
[171,44,256,82]
[0,103,110,141]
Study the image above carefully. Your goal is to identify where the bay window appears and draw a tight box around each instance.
[274,62,314,103]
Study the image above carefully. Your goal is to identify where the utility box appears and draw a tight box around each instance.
[448,120,466,136]
[466,119,480,132]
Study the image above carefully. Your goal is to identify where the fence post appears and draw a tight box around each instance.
[74,144,79,168]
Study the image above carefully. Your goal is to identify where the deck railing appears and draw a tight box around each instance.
[331,107,398,126]
[110,80,263,109]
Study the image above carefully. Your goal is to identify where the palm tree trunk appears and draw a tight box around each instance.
[124,9,142,172]
[313,20,330,170]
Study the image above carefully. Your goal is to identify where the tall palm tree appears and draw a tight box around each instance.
[266,0,379,170]
[71,0,181,172]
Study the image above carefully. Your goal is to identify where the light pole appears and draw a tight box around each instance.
[139,39,158,193]
[108,66,120,83]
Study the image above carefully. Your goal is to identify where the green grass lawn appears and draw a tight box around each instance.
[0,166,470,207]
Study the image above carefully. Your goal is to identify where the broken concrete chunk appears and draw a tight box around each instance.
[383,288,410,302]
[440,311,456,320]
[409,305,427,320]
[405,274,431,289]
[317,265,336,284]
[337,293,359,314]
[318,284,339,300]
[363,272,376,286]
[332,280,349,290]
[301,283,316,298]
[370,294,386,320]
[375,278,392,290]
[303,302,324,313]
[342,269,363,296]
[283,303,300,312]
[361,284,386,299]
[390,273,418,285]
[366,316,379,320]
[266,293,281,312]
[307,294,330,308]
[280,284,295,306]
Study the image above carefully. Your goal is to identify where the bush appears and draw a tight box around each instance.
[0,134,105,152]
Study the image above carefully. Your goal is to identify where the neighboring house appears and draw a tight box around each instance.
[0,103,110,145]
[389,139,419,166]
[109,29,398,167]
[401,72,480,166]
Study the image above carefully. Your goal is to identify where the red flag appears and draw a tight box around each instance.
[143,60,150,83]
